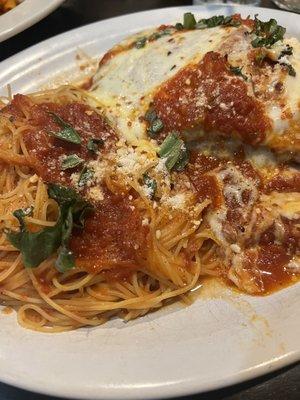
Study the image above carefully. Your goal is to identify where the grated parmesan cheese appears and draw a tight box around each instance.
[88,186,104,201]
[87,159,107,183]
[163,193,187,210]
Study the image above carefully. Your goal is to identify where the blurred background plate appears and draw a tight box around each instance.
[0,0,64,42]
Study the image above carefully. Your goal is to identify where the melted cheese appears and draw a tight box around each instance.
[91,21,300,154]
[91,26,234,143]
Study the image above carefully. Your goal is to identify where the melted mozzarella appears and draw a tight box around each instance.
[91,22,300,153]
[91,26,234,143]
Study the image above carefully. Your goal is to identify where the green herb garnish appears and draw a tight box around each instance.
[145,108,164,137]
[195,15,241,30]
[143,173,157,200]
[61,154,84,170]
[78,166,94,187]
[158,133,189,172]
[282,63,296,77]
[148,29,173,41]
[47,112,82,144]
[175,22,184,30]
[6,184,93,271]
[87,138,104,153]
[150,118,164,134]
[13,207,33,230]
[230,66,248,81]
[279,44,293,58]
[135,37,147,49]
[251,17,285,48]
[183,12,197,29]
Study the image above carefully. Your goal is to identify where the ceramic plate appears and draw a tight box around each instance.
[0,0,64,43]
[0,5,299,399]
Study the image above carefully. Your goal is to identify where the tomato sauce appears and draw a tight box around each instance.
[245,245,293,293]
[153,52,270,145]
[70,186,148,274]
[186,152,223,208]
[6,95,148,277]
[265,173,300,194]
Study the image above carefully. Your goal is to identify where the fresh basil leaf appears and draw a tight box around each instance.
[195,15,241,30]
[251,17,286,48]
[87,138,104,153]
[47,184,93,228]
[78,166,94,187]
[135,37,147,49]
[47,183,79,205]
[230,66,248,81]
[183,12,196,29]
[158,133,189,172]
[55,246,75,273]
[13,207,33,230]
[61,154,84,170]
[143,173,157,200]
[6,215,65,268]
[47,112,82,144]
[6,184,93,270]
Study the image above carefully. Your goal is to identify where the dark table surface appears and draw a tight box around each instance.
[0,0,299,399]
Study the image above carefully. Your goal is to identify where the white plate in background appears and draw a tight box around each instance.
[0,0,64,43]
[0,5,299,399]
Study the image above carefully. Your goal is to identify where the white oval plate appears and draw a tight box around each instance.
[0,5,299,399]
[0,0,64,43]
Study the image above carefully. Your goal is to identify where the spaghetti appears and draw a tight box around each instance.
[0,86,217,332]
[0,87,299,331]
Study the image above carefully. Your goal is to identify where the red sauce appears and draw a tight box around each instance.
[7,95,149,277]
[6,95,116,184]
[153,52,270,145]
[255,245,292,293]
[186,152,223,208]
[232,14,254,29]
[70,187,148,273]
[265,173,300,194]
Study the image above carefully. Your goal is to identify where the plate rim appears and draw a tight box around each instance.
[0,349,299,399]
[0,4,299,399]
[0,0,64,43]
